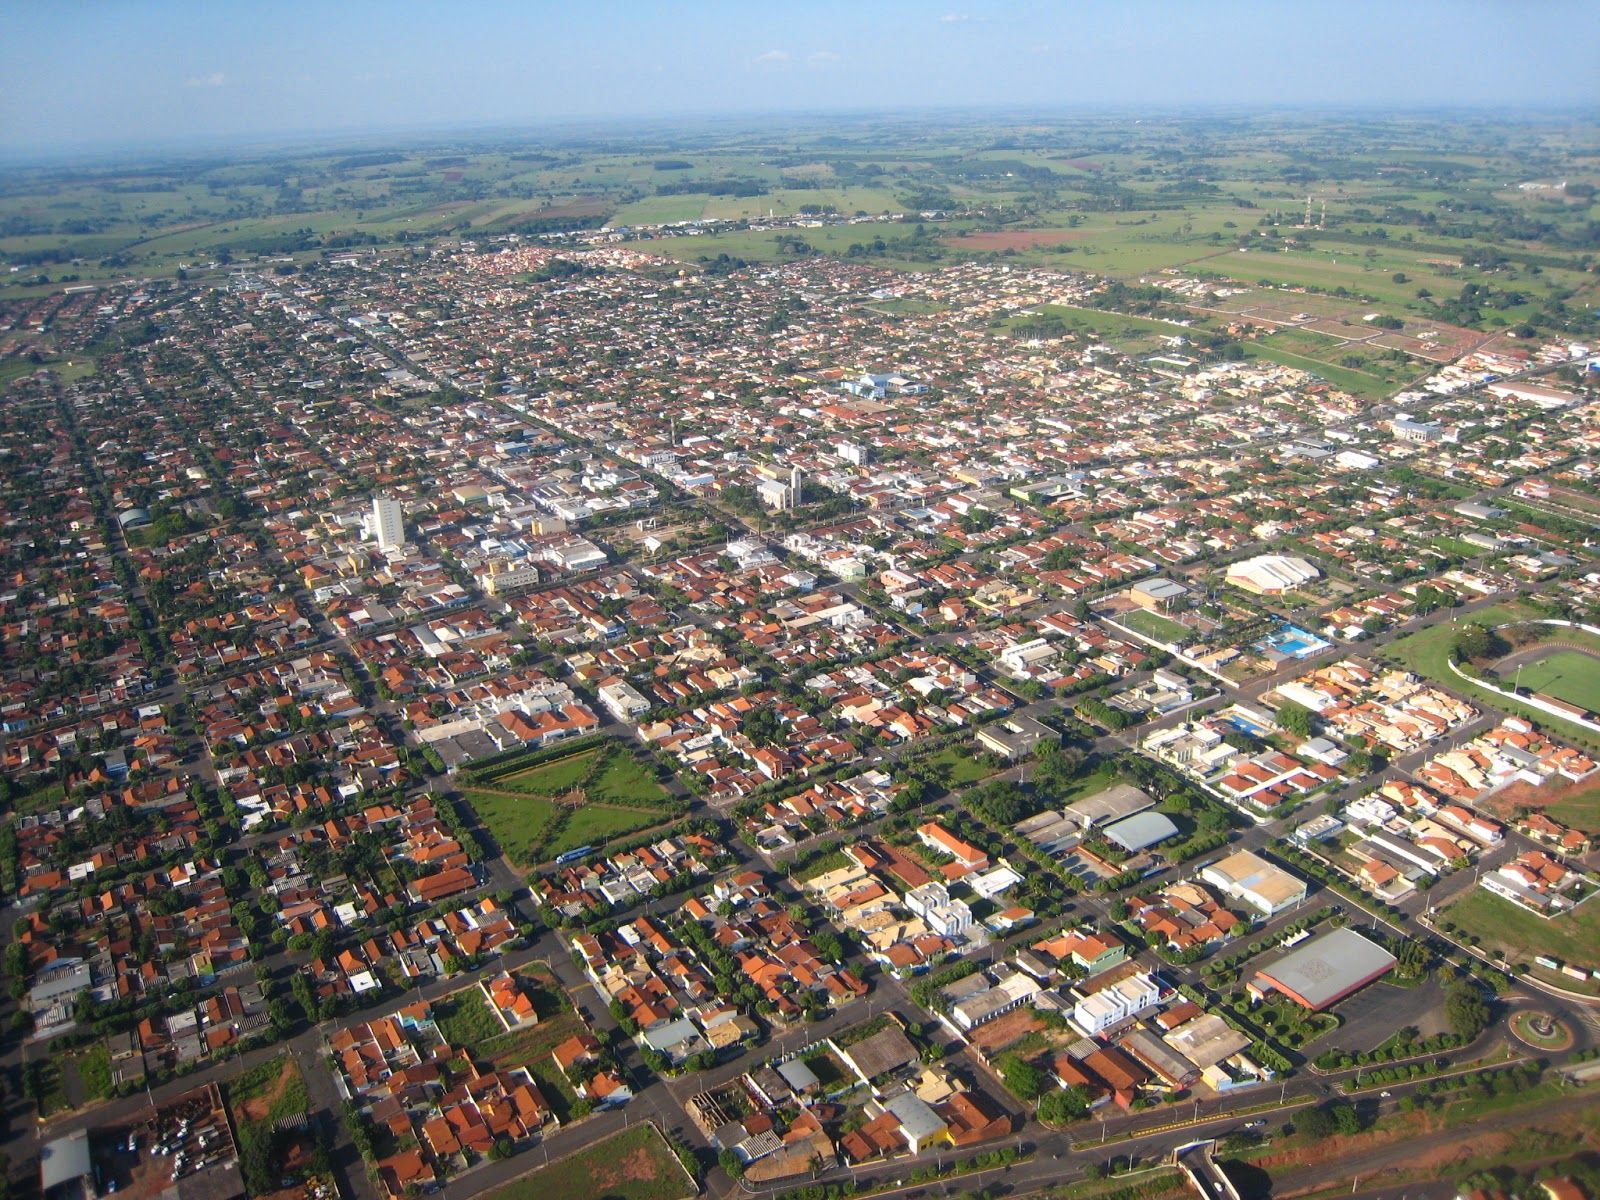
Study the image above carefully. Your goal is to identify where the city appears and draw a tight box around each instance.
[2,6,1600,1200]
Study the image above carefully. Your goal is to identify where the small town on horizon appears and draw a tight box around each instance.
[2,7,1600,1200]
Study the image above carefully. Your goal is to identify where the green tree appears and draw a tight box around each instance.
[1444,981,1491,1041]
[1001,1055,1044,1100]
[1276,700,1313,738]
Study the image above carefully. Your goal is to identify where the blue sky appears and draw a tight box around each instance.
[3,0,1596,151]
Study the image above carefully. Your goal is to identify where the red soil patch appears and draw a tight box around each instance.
[968,1007,1046,1055]
[235,1059,297,1124]
[944,229,1087,251]
[1478,776,1600,835]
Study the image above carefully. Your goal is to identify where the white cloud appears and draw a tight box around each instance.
[939,12,974,22]
[1030,43,1051,54]
[751,49,791,66]
[808,50,842,67]
[185,71,227,88]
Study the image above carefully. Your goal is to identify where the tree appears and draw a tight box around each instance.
[1037,1085,1091,1125]
[1276,700,1313,738]
[1452,624,1492,662]
[1444,981,1491,1041]
[489,1137,514,1161]
[718,1149,745,1179]
[1295,1105,1337,1138]
[1001,1055,1044,1100]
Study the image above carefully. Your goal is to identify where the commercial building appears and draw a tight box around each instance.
[1200,849,1307,917]
[1224,554,1320,595]
[1249,927,1396,1011]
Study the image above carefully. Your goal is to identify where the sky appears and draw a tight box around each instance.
[3,0,1597,153]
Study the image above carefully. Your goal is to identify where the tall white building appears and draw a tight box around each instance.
[371,496,405,550]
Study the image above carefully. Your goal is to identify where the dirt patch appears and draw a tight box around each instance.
[1478,774,1598,833]
[236,1058,296,1124]
[968,1007,1046,1055]
[604,1147,658,1187]
[944,229,1088,251]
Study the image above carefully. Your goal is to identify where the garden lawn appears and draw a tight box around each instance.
[476,1125,692,1200]
[1443,888,1600,972]
[460,788,562,863]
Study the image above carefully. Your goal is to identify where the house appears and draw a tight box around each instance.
[916,822,989,871]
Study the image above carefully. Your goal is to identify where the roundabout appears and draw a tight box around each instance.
[1509,1009,1575,1051]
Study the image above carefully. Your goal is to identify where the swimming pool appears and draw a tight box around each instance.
[1258,624,1332,661]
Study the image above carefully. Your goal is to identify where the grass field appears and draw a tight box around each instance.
[434,985,504,1046]
[1245,343,1395,400]
[588,751,670,806]
[919,743,1001,789]
[1383,605,1600,751]
[997,302,1188,343]
[495,749,602,794]
[1115,608,1194,645]
[1443,888,1600,972]
[545,806,667,858]
[1514,650,1600,715]
[1037,762,1120,810]
[478,1125,693,1200]
[1541,779,1600,835]
[460,788,561,863]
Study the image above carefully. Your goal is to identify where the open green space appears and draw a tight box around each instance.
[1513,650,1600,715]
[918,743,1001,788]
[459,788,561,863]
[495,749,602,794]
[476,1124,692,1200]
[1244,342,1394,400]
[1036,761,1121,809]
[434,985,505,1046]
[1441,888,1600,972]
[546,806,666,858]
[588,751,671,807]
[1540,779,1600,835]
[1115,608,1194,645]
[996,302,1187,343]
[1383,605,1600,751]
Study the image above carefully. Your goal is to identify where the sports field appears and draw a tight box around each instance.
[1515,651,1600,715]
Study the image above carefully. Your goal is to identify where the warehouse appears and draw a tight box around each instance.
[1249,927,1397,1011]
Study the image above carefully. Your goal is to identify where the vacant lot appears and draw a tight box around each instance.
[479,1124,692,1200]
[434,985,504,1046]
[1443,888,1600,972]
[461,788,561,864]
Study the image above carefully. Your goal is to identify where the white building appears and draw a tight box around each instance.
[371,495,406,550]
[598,679,652,723]
[1071,971,1161,1037]
[904,881,972,938]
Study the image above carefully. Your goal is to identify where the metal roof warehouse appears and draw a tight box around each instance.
[1249,926,1397,1011]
